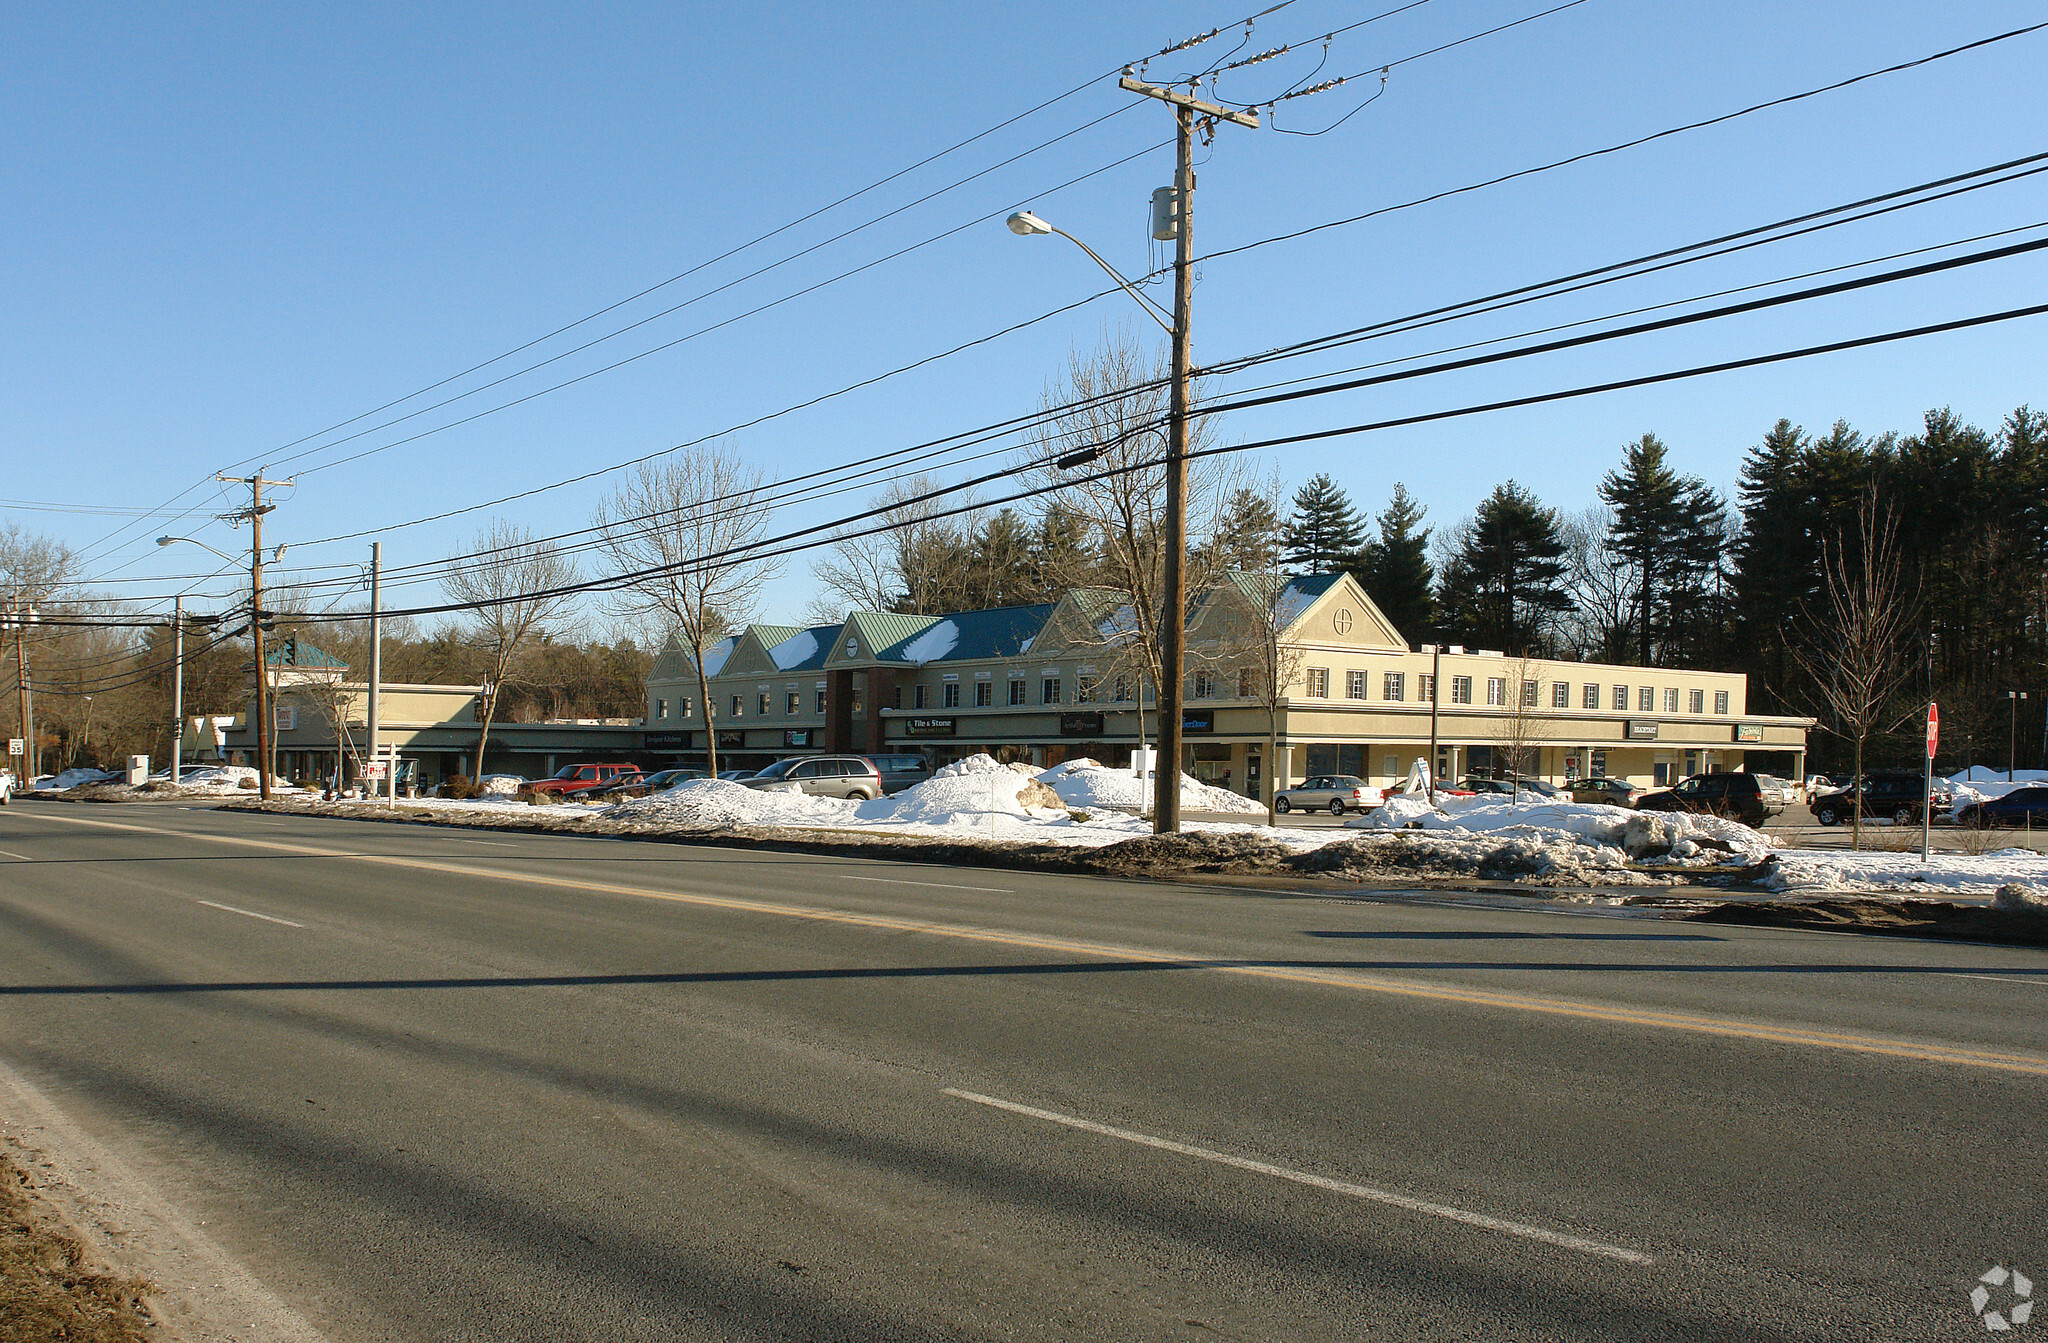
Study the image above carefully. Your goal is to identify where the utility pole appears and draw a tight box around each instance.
[1426,645,1442,806]
[1120,71,1256,833]
[10,596,31,784]
[367,541,383,803]
[219,472,285,801]
[171,597,184,786]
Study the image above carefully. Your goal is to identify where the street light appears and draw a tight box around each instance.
[1007,207,1190,833]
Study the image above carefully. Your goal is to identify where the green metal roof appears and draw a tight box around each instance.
[264,637,346,668]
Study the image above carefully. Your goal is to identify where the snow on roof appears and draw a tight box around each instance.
[700,636,738,677]
[768,629,820,670]
[1096,604,1139,643]
[899,619,959,665]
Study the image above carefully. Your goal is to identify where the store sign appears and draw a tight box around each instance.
[1059,712,1104,737]
[1182,710,1215,734]
[716,729,745,749]
[783,729,811,748]
[1626,719,1660,740]
[274,706,296,732]
[1733,723,1764,743]
[644,731,691,750]
[905,717,956,737]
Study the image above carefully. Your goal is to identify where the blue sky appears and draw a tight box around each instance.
[6,0,2046,630]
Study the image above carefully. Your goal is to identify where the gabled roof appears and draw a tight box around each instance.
[265,637,346,668]
[724,623,839,676]
[823,611,938,668]
[873,602,1054,665]
[650,633,740,682]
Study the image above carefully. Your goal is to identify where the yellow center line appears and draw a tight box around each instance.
[28,810,2048,1078]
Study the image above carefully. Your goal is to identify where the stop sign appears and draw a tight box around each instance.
[1927,702,1939,759]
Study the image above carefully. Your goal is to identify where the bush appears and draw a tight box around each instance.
[515,787,542,805]
[440,774,477,800]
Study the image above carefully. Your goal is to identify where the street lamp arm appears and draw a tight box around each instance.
[1049,227,1175,333]
[157,535,239,565]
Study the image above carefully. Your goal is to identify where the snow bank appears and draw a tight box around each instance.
[38,768,118,791]
[1345,796,1775,868]
[606,778,858,829]
[855,755,1059,825]
[1036,758,1263,814]
[476,774,525,796]
[1764,846,2048,897]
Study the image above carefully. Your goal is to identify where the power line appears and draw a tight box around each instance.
[1199,18,2048,266]
[251,295,2048,627]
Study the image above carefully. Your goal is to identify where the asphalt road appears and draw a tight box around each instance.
[2,800,2044,1341]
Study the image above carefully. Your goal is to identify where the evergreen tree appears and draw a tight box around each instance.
[1436,481,1569,653]
[1598,433,1726,666]
[1028,500,1096,601]
[967,509,1036,609]
[1281,473,1366,573]
[1206,487,1285,572]
[1731,419,1812,711]
[1357,482,1434,643]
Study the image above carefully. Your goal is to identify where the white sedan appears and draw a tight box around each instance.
[1274,775,1384,815]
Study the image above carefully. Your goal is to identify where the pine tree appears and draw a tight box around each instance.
[1598,434,1725,666]
[1357,483,1434,643]
[1732,419,1812,711]
[1281,474,1366,573]
[1437,481,1569,653]
[1206,487,1284,572]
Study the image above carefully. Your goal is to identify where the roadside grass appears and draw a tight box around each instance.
[1,1151,155,1343]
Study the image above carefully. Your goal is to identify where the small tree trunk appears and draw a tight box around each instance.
[696,654,717,779]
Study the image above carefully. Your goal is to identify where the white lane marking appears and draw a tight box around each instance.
[195,900,306,929]
[839,874,1009,893]
[0,847,35,861]
[944,1088,1655,1266]
[1953,974,2048,987]
[446,838,518,847]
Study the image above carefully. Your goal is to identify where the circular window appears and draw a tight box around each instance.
[1333,609,1354,634]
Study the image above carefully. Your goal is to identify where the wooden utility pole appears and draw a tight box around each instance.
[171,597,183,786]
[11,598,30,784]
[367,541,384,802]
[1119,73,1256,833]
[219,473,285,801]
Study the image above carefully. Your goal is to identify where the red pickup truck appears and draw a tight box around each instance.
[527,763,640,797]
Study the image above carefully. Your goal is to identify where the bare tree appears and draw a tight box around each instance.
[1019,329,1236,716]
[593,447,779,777]
[1556,507,1635,662]
[1211,571,1310,824]
[1793,490,1921,849]
[440,520,580,777]
[1492,654,1542,804]
[810,475,977,617]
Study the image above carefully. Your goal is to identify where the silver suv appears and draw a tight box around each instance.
[740,755,885,801]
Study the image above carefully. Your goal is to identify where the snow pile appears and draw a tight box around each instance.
[1036,758,1263,814]
[1345,797,1774,868]
[1763,847,2048,897]
[605,778,859,829]
[476,774,525,796]
[857,754,1063,824]
[39,768,118,791]
[899,620,959,664]
[163,765,295,794]
[1301,829,1641,884]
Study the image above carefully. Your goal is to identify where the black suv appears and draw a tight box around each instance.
[1811,773,1953,826]
[1636,772,1784,827]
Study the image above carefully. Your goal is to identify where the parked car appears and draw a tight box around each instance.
[1955,785,2048,828]
[716,769,754,781]
[1636,772,1784,827]
[585,767,706,800]
[1459,775,1562,800]
[0,769,12,804]
[1748,774,1801,812]
[1569,777,1644,807]
[1274,775,1382,815]
[1810,772,1954,826]
[528,763,641,797]
[865,753,932,795]
[741,755,886,801]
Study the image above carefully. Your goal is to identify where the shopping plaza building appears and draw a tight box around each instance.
[644,574,1814,798]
